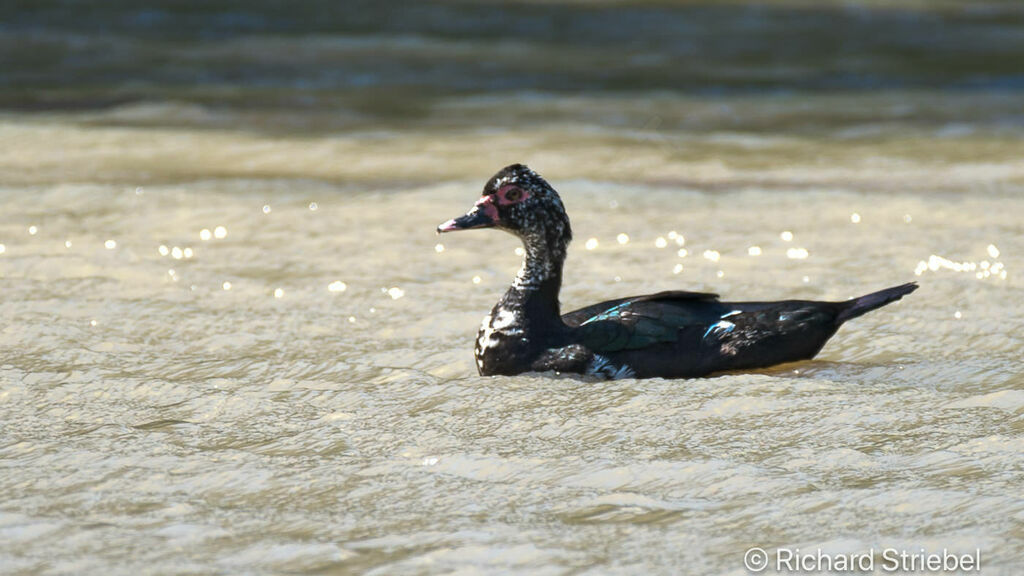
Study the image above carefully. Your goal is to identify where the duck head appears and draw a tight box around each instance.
[437,164,572,265]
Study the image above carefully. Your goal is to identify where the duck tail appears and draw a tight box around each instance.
[835,282,918,324]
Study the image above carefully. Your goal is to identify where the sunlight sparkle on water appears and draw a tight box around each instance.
[515,247,525,256]
[64,240,72,248]
[387,287,405,300]
[703,250,720,262]
[655,237,667,248]
[617,233,630,245]
[435,243,445,253]
[105,240,117,250]
[222,282,232,291]
[0,244,5,255]
[158,245,169,256]
[678,248,688,258]
[787,247,809,259]
[673,264,683,274]
[171,247,183,259]
[28,225,38,235]
[585,238,599,250]
[472,276,481,284]
[262,205,271,214]
[917,252,1007,281]
[987,244,1000,258]
[328,281,347,293]
[184,248,193,258]
[309,202,319,211]
[214,226,227,239]
[850,213,861,223]
[748,246,762,256]
[200,229,212,241]
[274,288,284,299]
[781,231,794,242]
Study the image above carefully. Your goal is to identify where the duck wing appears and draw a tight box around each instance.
[563,291,723,353]
[562,290,718,326]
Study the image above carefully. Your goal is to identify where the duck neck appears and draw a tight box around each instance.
[505,231,566,330]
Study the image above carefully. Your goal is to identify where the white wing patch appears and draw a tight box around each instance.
[703,310,741,340]
[587,354,637,380]
[703,320,736,340]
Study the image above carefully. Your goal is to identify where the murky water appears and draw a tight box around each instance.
[2,2,1023,575]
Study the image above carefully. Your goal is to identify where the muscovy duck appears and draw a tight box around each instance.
[437,164,917,379]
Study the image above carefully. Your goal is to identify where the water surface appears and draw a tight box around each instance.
[1,1,1022,574]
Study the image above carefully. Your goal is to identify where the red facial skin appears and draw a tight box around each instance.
[473,194,500,222]
[495,184,530,206]
[474,185,530,223]
[436,185,530,232]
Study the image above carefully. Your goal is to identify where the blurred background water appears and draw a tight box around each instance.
[0,1,1022,574]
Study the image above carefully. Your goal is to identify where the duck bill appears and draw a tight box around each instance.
[437,201,498,233]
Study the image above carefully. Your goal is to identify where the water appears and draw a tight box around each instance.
[1,1,1023,574]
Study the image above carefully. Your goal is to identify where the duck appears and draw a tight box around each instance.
[437,164,917,379]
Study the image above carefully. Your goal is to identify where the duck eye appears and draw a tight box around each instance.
[504,188,522,202]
